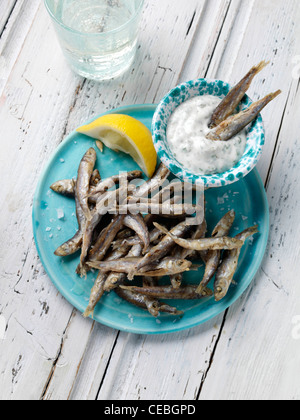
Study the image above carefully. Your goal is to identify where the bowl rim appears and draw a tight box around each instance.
[152,78,265,188]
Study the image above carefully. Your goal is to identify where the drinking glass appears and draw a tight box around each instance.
[44,0,144,81]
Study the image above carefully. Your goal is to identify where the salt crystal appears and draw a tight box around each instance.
[57,209,65,220]
[114,298,122,305]
[46,227,51,232]
[49,234,53,239]
[60,158,65,163]
[156,319,162,325]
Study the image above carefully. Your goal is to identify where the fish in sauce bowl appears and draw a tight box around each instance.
[167,95,248,175]
[206,90,282,142]
[208,60,269,128]
[165,61,281,176]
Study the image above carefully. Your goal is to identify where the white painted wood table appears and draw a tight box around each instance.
[0,0,299,401]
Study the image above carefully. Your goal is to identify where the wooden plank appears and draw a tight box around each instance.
[0,0,17,35]
[41,311,94,401]
[0,243,76,400]
[96,320,227,400]
[199,76,300,400]
[0,3,95,400]
[68,326,122,400]
[179,0,233,81]
[0,0,41,95]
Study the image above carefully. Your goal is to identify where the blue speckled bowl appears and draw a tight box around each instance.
[152,79,265,188]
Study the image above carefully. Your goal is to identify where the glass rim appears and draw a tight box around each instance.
[44,0,144,36]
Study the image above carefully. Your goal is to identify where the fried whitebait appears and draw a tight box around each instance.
[214,225,259,302]
[170,217,207,289]
[114,288,183,317]
[87,170,143,197]
[121,285,213,300]
[104,244,143,292]
[209,61,269,128]
[54,179,86,257]
[123,214,150,254]
[87,257,193,279]
[83,271,107,318]
[89,215,125,262]
[76,148,97,222]
[136,220,194,271]
[78,188,129,276]
[196,210,236,294]
[207,90,281,141]
[133,163,170,199]
[50,178,76,197]
[154,223,244,251]
[83,245,130,318]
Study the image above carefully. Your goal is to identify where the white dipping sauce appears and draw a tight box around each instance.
[167,95,247,175]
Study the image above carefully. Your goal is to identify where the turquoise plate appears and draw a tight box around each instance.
[32,104,269,335]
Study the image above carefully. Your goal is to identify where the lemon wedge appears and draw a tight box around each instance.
[77,114,157,178]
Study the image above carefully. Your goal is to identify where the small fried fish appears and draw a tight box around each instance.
[121,285,213,300]
[197,210,236,294]
[214,225,259,302]
[209,61,269,128]
[154,223,244,251]
[206,90,281,142]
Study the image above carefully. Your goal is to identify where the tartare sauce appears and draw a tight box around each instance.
[167,95,247,175]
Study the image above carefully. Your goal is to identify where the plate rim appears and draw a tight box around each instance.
[32,104,270,335]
